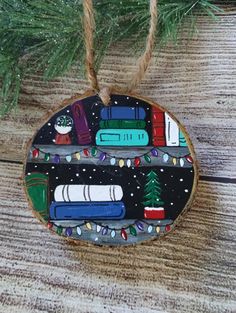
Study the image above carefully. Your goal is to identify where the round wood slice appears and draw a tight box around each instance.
[24,91,198,246]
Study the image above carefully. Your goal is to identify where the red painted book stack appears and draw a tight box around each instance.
[152,107,166,146]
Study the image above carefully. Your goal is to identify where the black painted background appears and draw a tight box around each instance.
[26,94,195,221]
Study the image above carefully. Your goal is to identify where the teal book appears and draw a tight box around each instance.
[96,129,149,146]
[179,130,187,146]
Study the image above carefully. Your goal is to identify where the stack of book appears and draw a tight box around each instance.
[49,184,126,220]
[95,106,149,146]
[152,107,187,147]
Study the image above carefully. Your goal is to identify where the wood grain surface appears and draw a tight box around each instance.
[0,4,236,313]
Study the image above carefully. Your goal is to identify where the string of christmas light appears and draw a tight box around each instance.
[47,219,172,241]
[31,146,193,167]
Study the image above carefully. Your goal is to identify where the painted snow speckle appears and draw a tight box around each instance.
[24,94,197,246]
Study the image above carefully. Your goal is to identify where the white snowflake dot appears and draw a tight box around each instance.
[185,189,189,193]
[34,165,37,168]
[180,178,183,181]
[171,202,174,205]
[160,169,164,172]
[76,173,79,177]
[82,169,86,172]
[47,123,51,126]
[51,166,55,169]
[93,169,96,172]
[114,101,118,104]
[56,177,59,180]
[133,175,137,178]
[130,193,134,196]
[137,186,140,189]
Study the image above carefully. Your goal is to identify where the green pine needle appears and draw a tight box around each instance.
[0,0,223,116]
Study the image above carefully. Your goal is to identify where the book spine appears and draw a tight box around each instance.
[179,130,187,146]
[99,120,146,129]
[152,107,166,146]
[164,113,179,146]
[25,173,49,219]
[54,184,123,202]
[100,106,146,120]
[49,201,126,220]
[95,129,149,146]
[71,101,92,145]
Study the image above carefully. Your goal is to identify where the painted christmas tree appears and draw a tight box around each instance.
[143,170,165,219]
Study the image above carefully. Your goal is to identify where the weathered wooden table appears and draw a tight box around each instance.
[1,4,235,313]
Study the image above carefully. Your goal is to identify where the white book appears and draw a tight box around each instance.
[54,185,123,202]
[165,113,179,146]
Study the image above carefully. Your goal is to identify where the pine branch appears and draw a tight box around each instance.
[0,0,223,116]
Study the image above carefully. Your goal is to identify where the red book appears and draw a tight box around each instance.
[144,207,165,219]
[152,107,166,146]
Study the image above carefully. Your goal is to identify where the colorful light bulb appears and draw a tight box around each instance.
[91,146,98,157]
[53,154,60,164]
[83,148,89,157]
[66,155,72,162]
[129,225,137,236]
[110,158,116,165]
[119,159,125,168]
[65,227,72,236]
[135,221,144,231]
[151,148,158,157]
[44,153,50,161]
[32,148,39,158]
[144,154,151,163]
[134,157,141,167]
[185,155,193,163]
[121,228,128,241]
[99,152,106,161]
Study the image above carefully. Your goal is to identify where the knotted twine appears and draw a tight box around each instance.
[83,0,157,105]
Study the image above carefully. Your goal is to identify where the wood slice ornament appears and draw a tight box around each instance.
[23,0,198,246]
[24,91,198,246]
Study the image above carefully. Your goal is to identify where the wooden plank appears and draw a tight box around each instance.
[0,12,236,178]
[0,161,236,313]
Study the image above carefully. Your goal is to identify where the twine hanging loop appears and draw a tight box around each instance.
[83,0,158,105]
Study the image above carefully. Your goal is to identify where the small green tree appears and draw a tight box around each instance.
[142,170,164,207]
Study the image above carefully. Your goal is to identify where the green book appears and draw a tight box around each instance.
[25,173,49,220]
[99,120,146,129]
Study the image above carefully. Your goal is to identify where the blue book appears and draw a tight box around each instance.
[49,201,126,220]
[101,106,146,120]
[96,129,149,146]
